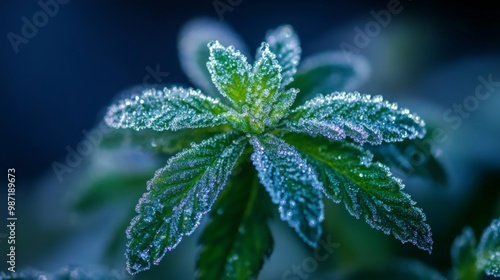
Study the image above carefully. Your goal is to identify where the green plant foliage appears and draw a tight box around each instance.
[452,218,500,279]
[125,132,246,274]
[452,227,479,280]
[197,164,273,280]
[103,23,433,277]
[477,218,500,277]
[285,133,432,252]
[345,218,500,280]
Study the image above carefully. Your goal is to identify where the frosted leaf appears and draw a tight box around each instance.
[100,125,228,155]
[207,40,252,106]
[283,92,426,145]
[267,88,299,127]
[257,25,301,88]
[477,218,500,277]
[286,134,433,252]
[246,43,296,132]
[105,87,236,131]
[197,167,273,280]
[249,134,324,246]
[125,132,247,275]
[291,51,370,106]
[451,227,478,279]
[178,18,249,98]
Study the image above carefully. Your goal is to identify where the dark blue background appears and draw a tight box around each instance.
[2,0,500,182]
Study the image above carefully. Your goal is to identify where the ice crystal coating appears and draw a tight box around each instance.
[100,126,228,155]
[250,134,324,246]
[105,87,235,131]
[477,218,500,277]
[283,92,426,145]
[286,134,433,252]
[125,132,246,275]
[207,41,252,106]
[259,25,301,88]
[178,18,249,97]
[102,22,435,277]
[247,43,298,132]
[451,218,500,278]
[207,40,297,133]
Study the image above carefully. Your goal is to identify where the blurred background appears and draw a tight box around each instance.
[1,0,500,279]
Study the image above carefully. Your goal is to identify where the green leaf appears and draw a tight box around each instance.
[250,133,324,247]
[285,133,433,252]
[207,41,251,106]
[477,218,500,277]
[100,124,231,155]
[260,25,301,88]
[178,18,249,97]
[126,132,247,275]
[290,51,370,106]
[246,43,297,132]
[283,92,426,145]
[451,227,479,280]
[105,87,236,131]
[197,164,273,280]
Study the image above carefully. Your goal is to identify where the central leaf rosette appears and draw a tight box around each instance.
[104,23,432,277]
[207,41,298,133]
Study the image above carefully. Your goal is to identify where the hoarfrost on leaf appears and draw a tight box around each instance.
[207,40,297,133]
[105,87,236,132]
[258,24,301,88]
[250,134,324,247]
[286,133,433,252]
[282,92,426,145]
[247,43,297,132]
[477,218,500,277]
[125,132,247,275]
[101,21,435,278]
[207,40,252,106]
[178,18,249,97]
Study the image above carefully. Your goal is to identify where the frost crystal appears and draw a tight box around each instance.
[102,22,435,277]
[105,87,235,131]
[286,134,433,252]
[283,91,426,145]
[125,132,246,275]
[178,18,249,97]
[250,134,324,246]
[477,218,500,277]
[207,40,298,133]
[259,25,301,88]
[207,41,252,106]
